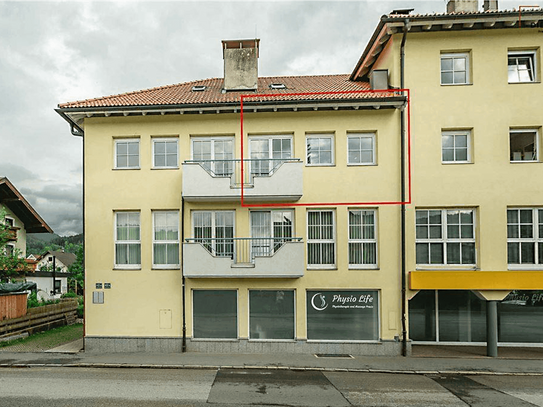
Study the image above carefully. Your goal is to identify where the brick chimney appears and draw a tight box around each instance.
[447,0,478,13]
[222,39,260,91]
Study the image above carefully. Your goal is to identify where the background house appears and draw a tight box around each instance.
[25,250,76,299]
[0,177,53,279]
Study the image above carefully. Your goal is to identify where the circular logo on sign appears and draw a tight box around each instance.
[311,293,328,311]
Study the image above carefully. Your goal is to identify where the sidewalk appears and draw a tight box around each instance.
[1,341,542,376]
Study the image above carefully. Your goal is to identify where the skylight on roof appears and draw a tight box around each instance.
[269,83,286,90]
[192,85,207,92]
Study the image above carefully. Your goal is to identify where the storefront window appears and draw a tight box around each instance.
[306,290,379,340]
[249,290,295,340]
[408,290,436,341]
[193,290,237,339]
[438,291,486,342]
[498,290,543,343]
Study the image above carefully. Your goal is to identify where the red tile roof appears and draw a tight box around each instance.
[58,75,398,109]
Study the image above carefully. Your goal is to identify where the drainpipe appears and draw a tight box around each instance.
[71,123,85,349]
[181,197,187,352]
[400,18,409,357]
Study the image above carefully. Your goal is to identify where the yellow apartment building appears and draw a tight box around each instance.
[351,0,543,353]
[57,1,543,355]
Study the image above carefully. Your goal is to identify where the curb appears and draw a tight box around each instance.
[0,362,542,376]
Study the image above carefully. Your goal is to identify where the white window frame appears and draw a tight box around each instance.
[415,209,477,268]
[508,50,537,83]
[347,133,376,166]
[441,130,471,164]
[510,128,539,163]
[249,135,293,176]
[192,210,235,258]
[152,211,180,269]
[114,211,141,269]
[114,138,140,169]
[191,136,235,176]
[348,209,378,269]
[306,134,335,166]
[250,210,294,257]
[152,137,179,169]
[307,209,336,269]
[507,208,543,270]
[440,52,470,85]
[5,243,14,256]
[4,217,14,227]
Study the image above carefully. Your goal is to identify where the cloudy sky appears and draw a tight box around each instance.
[0,0,523,236]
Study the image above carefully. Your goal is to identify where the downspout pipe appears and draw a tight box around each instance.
[181,197,187,352]
[70,124,85,349]
[400,18,409,357]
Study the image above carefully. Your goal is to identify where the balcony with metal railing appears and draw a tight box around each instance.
[183,237,304,278]
[182,158,303,202]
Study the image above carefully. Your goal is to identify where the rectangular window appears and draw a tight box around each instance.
[115,139,140,169]
[5,244,14,256]
[250,210,293,257]
[442,130,470,163]
[306,134,334,166]
[115,212,141,268]
[348,209,377,268]
[249,290,295,340]
[153,138,178,168]
[507,208,543,266]
[192,137,234,176]
[347,133,375,165]
[249,135,292,175]
[193,290,237,339]
[441,53,470,85]
[307,290,379,340]
[510,129,539,162]
[416,209,476,266]
[152,211,180,268]
[307,210,335,267]
[192,211,234,258]
[508,50,537,83]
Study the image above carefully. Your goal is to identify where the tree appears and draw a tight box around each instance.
[68,244,84,294]
[0,208,31,282]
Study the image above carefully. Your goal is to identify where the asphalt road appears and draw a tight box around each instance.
[0,367,542,406]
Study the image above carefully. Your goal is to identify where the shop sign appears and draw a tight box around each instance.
[310,291,375,312]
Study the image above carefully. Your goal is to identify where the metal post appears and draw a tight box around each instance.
[486,300,498,357]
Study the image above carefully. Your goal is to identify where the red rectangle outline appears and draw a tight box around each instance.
[239,89,411,208]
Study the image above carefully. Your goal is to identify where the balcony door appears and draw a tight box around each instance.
[192,137,234,176]
[250,210,293,257]
[193,211,234,258]
[249,136,292,176]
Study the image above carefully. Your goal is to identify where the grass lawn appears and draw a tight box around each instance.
[0,323,83,352]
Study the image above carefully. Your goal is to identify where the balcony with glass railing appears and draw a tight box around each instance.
[183,237,304,278]
[182,158,303,202]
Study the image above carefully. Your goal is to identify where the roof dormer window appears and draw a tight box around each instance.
[269,83,286,90]
[191,85,207,92]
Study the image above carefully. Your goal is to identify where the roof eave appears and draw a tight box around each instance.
[0,177,54,234]
[351,10,543,81]
[56,95,407,125]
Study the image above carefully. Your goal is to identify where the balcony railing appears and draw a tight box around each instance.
[7,227,18,241]
[183,158,300,187]
[182,158,303,202]
[185,237,302,264]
